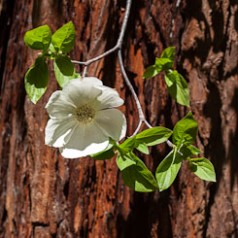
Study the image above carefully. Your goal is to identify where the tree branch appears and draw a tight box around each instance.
[71,0,132,67]
[118,50,152,135]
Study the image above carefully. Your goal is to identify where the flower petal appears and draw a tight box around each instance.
[96,86,124,110]
[45,91,76,119]
[60,123,109,158]
[45,117,77,147]
[95,108,127,141]
[62,77,103,107]
[45,77,127,159]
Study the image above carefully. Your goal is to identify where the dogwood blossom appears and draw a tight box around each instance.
[45,77,127,158]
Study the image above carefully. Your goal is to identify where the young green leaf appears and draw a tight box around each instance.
[119,127,172,156]
[49,43,56,53]
[118,136,136,154]
[24,25,52,51]
[136,126,173,146]
[25,56,48,104]
[155,149,182,191]
[55,55,74,76]
[120,153,158,192]
[54,63,78,88]
[188,157,216,182]
[136,143,149,154]
[143,47,176,79]
[116,152,136,171]
[160,46,176,61]
[52,21,75,53]
[172,112,198,147]
[143,65,161,79]
[155,57,173,71]
[180,144,200,158]
[164,70,190,106]
[54,55,76,88]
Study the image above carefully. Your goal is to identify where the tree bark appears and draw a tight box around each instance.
[0,0,237,237]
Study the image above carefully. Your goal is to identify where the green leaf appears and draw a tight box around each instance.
[25,56,48,104]
[136,143,149,154]
[160,46,176,61]
[55,55,74,76]
[188,157,216,182]
[143,47,176,79]
[119,137,136,154]
[165,70,190,106]
[52,21,75,53]
[118,127,172,156]
[24,25,52,51]
[143,65,161,79]
[116,152,136,171]
[120,153,158,192]
[54,59,77,88]
[155,149,182,191]
[49,43,56,53]
[136,126,173,146]
[91,147,115,160]
[172,112,198,147]
[155,57,173,71]
[54,55,76,88]
[180,145,200,158]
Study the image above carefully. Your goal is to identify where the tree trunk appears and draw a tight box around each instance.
[0,0,237,237]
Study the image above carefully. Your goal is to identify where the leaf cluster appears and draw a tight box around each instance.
[24,22,78,103]
[144,47,190,106]
[92,113,216,192]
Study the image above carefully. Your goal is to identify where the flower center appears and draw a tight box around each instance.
[76,104,96,124]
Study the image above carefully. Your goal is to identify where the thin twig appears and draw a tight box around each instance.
[72,0,132,67]
[82,66,88,78]
[118,50,144,120]
[166,140,174,148]
[132,120,143,136]
[118,50,153,135]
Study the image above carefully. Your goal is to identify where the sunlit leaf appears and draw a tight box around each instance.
[120,153,158,192]
[188,157,216,182]
[172,112,198,147]
[52,21,75,53]
[119,137,136,154]
[143,47,176,79]
[24,25,51,50]
[180,144,200,158]
[116,152,136,171]
[160,46,176,61]
[24,56,48,104]
[55,55,74,76]
[165,70,190,106]
[155,149,182,191]
[143,65,161,79]
[49,43,56,53]
[155,57,173,71]
[136,126,173,146]
[136,143,149,154]
[54,55,77,88]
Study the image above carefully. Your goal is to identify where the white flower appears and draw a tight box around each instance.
[45,77,127,158]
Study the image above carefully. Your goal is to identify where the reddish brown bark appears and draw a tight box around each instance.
[0,0,238,237]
